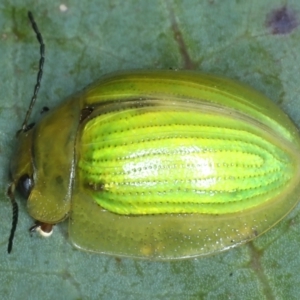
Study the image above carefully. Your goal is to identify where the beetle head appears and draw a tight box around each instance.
[10,129,35,197]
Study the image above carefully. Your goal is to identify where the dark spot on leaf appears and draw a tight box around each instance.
[115,257,122,264]
[266,6,298,35]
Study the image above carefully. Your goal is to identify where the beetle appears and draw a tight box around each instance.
[7,12,300,259]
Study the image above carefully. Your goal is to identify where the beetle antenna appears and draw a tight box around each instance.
[21,11,45,132]
[7,183,18,253]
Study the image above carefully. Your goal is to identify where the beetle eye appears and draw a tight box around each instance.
[17,174,34,199]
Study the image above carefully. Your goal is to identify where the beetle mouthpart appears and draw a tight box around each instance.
[36,226,53,237]
[30,222,53,237]
[7,182,19,254]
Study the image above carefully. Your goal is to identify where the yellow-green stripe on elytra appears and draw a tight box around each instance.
[78,103,294,215]
[12,70,300,259]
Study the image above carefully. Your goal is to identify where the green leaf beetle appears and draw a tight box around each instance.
[7,12,300,259]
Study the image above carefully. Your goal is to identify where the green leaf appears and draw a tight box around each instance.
[1,1,300,299]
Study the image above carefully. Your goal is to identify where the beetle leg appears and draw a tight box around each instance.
[29,221,54,237]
